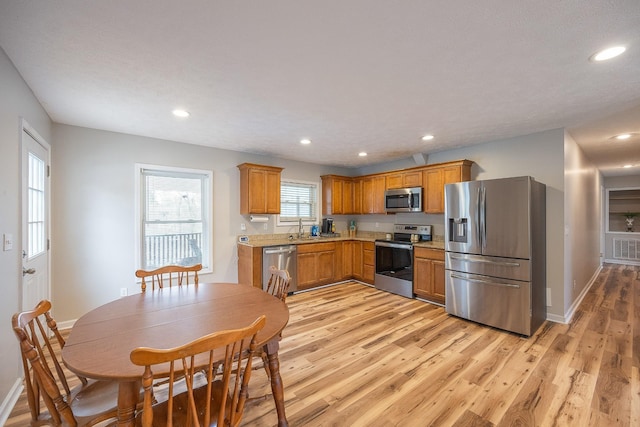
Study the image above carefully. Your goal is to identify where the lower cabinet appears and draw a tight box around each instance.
[237,244,262,289]
[297,242,336,291]
[352,241,374,284]
[362,242,375,284]
[414,247,445,304]
[352,241,364,280]
[336,241,353,280]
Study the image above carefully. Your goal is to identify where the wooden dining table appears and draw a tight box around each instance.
[62,282,290,426]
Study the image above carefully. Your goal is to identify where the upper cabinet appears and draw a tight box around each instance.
[362,175,386,214]
[386,170,422,190]
[320,160,472,216]
[237,163,283,214]
[423,160,472,214]
[321,175,354,215]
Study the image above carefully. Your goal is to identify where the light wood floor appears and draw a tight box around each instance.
[7,263,639,426]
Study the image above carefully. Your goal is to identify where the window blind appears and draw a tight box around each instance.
[280,181,318,222]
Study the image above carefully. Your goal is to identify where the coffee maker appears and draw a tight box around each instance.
[321,218,334,235]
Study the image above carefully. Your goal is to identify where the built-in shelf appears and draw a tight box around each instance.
[607,188,640,233]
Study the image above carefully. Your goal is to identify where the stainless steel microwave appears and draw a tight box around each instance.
[384,187,423,213]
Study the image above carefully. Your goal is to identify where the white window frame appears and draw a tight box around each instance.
[277,179,319,226]
[134,163,213,273]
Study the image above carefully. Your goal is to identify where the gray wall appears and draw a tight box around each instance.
[563,131,603,317]
[0,48,52,418]
[51,124,350,322]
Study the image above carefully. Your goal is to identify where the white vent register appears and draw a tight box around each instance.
[613,238,640,261]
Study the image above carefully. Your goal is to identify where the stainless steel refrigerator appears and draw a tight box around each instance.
[444,176,546,336]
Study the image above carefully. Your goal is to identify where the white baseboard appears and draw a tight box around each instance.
[0,378,24,426]
[552,265,603,324]
[57,318,77,330]
[604,258,640,266]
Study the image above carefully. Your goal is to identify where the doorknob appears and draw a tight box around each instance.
[22,267,36,276]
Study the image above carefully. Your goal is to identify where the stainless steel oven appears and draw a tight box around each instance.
[374,224,432,298]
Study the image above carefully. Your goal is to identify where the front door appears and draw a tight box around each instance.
[21,121,50,312]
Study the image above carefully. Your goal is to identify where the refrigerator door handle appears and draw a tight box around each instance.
[480,186,487,249]
[450,255,521,267]
[475,187,482,247]
[449,273,521,288]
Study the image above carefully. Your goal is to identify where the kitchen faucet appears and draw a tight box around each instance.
[298,218,304,239]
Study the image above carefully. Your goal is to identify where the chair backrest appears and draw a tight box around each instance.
[264,266,291,302]
[130,315,266,427]
[135,263,202,292]
[12,300,80,426]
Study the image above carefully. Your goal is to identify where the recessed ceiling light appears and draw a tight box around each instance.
[358,152,367,157]
[172,109,190,118]
[300,139,311,145]
[623,164,633,168]
[421,134,435,141]
[590,46,626,62]
[615,133,632,140]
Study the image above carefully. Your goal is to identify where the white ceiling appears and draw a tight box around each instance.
[1,1,639,175]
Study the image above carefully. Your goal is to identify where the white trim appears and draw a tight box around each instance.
[604,258,640,266]
[0,378,24,426]
[550,265,603,324]
[605,187,640,233]
[134,163,213,274]
[57,319,77,331]
[19,118,52,311]
[277,178,320,226]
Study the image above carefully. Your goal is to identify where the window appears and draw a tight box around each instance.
[136,164,212,270]
[279,180,318,224]
[27,152,46,258]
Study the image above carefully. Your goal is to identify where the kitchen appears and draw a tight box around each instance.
[1,2,639,424]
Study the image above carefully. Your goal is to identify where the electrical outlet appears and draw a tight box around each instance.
[240,223,246,231]
[120,288,128,297]
[375,222,379,228]
[573,279,576,290]
[263,223,268,230]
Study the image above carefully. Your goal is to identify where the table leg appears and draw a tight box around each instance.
[264,340,288,427]
[116,380,140,426]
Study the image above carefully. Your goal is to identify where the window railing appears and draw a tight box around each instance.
[143,232,202,269]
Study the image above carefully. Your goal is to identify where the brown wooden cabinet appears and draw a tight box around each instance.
[352,178,363,214]
[320,160,472,216]
[296,242,336,290]
[362,242,375,284]
[362,175,386,214]
[413,247,445,304]
[321,175,354,215]
[237,163,283,214]
[337,240,353,280]
[237,244,262,289]
[386,170,423,189]
[423,160,472,214]
[352,241,364,280]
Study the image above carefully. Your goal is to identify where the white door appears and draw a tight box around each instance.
[21,122,50,312]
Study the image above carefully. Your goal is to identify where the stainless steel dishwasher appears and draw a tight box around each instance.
[262,245,297,292]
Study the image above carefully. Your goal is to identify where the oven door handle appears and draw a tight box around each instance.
[375,241,413,250]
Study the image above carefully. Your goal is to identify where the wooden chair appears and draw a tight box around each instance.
[12,300,119,426]
[251,266,291,387]
[130,315,267,427]
[135,263,202,292]
[264,266,291,302]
